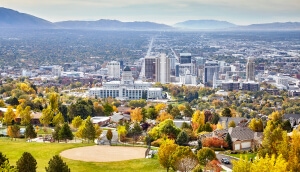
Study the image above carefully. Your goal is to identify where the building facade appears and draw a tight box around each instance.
[89,66,162,100]
[246,58,255,81]
[144,57,156,81]
[107,61,120,78]
[155,53,170,84]
[204,60,219,86]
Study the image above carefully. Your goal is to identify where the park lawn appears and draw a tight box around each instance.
[229,153,256,160]
[0,138,165,172]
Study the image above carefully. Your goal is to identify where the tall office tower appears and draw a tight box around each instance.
[169,56,176,75]
[144,57,156,81]
[179,53,192,64]
[203,60,219,86]
[155,54,170,84]
[246,58,255,81]
[52,65,63,77]
[107,61,120,78]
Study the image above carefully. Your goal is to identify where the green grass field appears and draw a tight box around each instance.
[0,138,164,172]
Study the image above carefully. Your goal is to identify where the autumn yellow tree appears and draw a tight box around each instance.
[288,129,300,171]
[3,106,16,125]
[130,108,143,122]
[52,112,65,126]
[19,106,32,126]
[177,104,186,112]
[157,111,173,122]
[250,154,288,172]
[170,146,198,172]
[158,139,178,172]
[248,118,263,132]
[191,110,205,132]
[232,156,251,172]
[155,103,167,113]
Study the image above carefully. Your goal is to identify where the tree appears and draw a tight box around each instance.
[130,108,143,122]
[52,125,62,142]
[0,160,17,171]
[258,121,289,159]
[191,110,205,132]
[228,120,236,128]
[158,139,178,172]
[248,118,263,132]
[103,103,113,116]
[221,107,231,117]
[94,125,102,140]
[25,123,37,140]
[155,103,167,113]
[157,111,173,122]
[19,106,32,126]
[45,155,70,172]
[250,154,288,172]
[106,129,113,145]
[40,107,54,127]
[202,137,228,148]
[128,99,147,108]
[176,131,189,146]
[0,152,9,167]
[232,155,251,172]
[287,129,300,171]
[82,116,96,143]
[71,116,83,129]
[59,123,74,142]
[16,152,37,172]
[171,146,199,172]
[117,125,127,142]
[196,140,202,151]
[146,107,158,120]
[7,124,20,141]
[3,106,16,125]
[170,106,181,118]
[52,112,65,126]
[183,104,194,118]
[225,133,233,150]
[197,148,216,165]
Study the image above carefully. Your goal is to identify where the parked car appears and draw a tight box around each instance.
[221,158,230,164]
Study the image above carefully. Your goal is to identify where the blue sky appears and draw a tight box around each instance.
[2,0,300,25]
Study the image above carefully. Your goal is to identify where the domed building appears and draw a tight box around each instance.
[89,66,162,100]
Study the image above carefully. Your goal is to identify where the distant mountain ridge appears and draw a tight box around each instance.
[55,19,173,30]
[174,20,236,30]
[237,22,300,31]
[0,7,54,28]
[0,7,300,31]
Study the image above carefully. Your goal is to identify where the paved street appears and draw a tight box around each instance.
[216,152,238,171]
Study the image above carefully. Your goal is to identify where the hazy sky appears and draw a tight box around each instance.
[2,0,300,25]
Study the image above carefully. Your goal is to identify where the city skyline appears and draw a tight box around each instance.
[2,0,300,25]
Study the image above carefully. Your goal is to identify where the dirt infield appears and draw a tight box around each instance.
[60,145,147,162]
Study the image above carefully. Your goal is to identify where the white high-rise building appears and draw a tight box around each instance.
[107,61,120,78]
[155,53,170,84]
[246,58,255,81]
[52,65,62,77]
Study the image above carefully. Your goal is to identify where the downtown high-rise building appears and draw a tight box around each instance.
[107,61,120,78]
[144,57,156,81]
[179,53,192,64]
[203,60,219,86]
[246,58,255,81]
[155,53,170,84]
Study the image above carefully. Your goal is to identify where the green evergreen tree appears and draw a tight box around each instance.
[196,140,202,151]
[16,152,37,172]
[176,130,189,146]
[59,123,74,142]
[25,124,37,140]
[225,133,233,150]
[45,155,70,172]
[52,125,61,142]
[0,152,9,167]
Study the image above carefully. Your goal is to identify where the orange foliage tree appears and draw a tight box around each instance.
[202,137,228,148]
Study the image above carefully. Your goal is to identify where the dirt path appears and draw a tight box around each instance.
[60,145,147,162]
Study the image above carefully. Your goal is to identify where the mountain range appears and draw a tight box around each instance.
[1,7,300,31]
